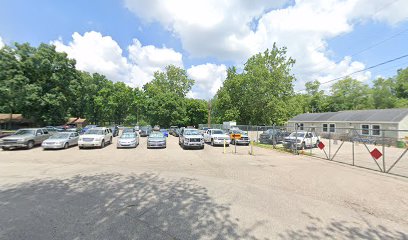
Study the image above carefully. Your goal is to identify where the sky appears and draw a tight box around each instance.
[1,0,408,99]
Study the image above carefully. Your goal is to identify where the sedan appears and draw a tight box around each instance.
[42,132,79,150]
[117,132,139,148]
[147,131,166,149]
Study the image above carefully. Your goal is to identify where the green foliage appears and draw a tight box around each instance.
[329,77,373,111]
[1,40,408,129]
[212,45,296,125]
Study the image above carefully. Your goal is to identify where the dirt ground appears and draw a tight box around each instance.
[1,135,408,239]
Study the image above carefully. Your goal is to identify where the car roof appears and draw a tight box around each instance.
[92,127,108,130]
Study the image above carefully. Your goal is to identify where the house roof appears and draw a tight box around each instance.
[289,109,408,123]
[0,114,30,123]
[67,118,87,124]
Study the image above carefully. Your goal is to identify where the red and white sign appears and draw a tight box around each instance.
[318,141,325,150]
[370,148,382,160]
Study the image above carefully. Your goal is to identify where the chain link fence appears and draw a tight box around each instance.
[198,123,408,178]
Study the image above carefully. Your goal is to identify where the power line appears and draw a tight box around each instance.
[296,53,408,92]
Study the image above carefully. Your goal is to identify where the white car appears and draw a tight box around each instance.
[203,129,231,146]
[283,131,320,149]
[78,127,113,149]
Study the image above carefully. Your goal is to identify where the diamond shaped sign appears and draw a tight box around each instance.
[318,141,325,150]
[370,148,382,160]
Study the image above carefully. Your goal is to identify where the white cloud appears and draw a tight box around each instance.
[0,36,4,48]
[52,31,183,88]
[187,63,227,99]
[124,0,408,90]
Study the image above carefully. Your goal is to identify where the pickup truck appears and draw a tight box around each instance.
[179,128,205,149]
[0,128,51,150]
[283,131,320,150]
[228,129,250,145]
[203,129,231,146]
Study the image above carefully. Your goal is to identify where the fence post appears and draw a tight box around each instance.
[256,126,259,143]
[328,131,331,160]
[352,139,355,166]
[382,130,386,172]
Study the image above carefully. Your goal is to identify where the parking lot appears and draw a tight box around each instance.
[1,135,408,239]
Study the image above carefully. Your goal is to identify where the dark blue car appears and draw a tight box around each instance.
[159,129,169,137]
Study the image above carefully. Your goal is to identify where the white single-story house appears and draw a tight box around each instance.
[288,108,408,141]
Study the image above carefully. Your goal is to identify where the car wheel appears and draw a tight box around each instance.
[64,142,69,149]
[27,141,34,149]
[211,139,214,146]
[200,145,204,149]
[79,146,83,149]
[2,147,9,151]
[100,140,105,148]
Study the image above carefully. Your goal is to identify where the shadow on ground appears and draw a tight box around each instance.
[278,211,408,240]
[0,173,264,240]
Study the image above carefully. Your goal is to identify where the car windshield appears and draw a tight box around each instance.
[230,130,243,134]
[150,132,164,138]
[141,126,150,131]
[212,130,224,134]
[85,129,104,135]
[14,129,35,135]
[289,132,305,138]
[184,130,200,135]
[121,133,136,139]
[123,128,134,132]
[50,133,70,139]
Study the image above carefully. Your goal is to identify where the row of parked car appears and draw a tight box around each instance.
[0,124,321,151]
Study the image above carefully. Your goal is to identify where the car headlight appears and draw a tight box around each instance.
[185,138,189,142]
[214,137,218,140]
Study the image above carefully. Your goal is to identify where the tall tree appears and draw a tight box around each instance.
[330,77,373,111]
[212,44,296,125]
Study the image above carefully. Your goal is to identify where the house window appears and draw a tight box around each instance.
[372,125,381,136]
[361,125,369,135]
[299,123,304,130]
[323,124,328,132]
[329,124,336,133]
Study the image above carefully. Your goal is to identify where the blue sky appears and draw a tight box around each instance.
[1,0,408,98]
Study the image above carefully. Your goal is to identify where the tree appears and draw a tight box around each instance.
[395,67,408,99]
[371,77,398,109]
[329,77,373,111]
[304,80,329,112]
[144,65,194,98]
[212,44,296,125]
[0,46,29,127]
[185,98,208,127]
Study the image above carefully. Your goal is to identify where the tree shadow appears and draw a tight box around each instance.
[278,211,408,240]
[0,173,265,240]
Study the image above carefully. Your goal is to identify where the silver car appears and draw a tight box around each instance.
[0,128,51,150]
[117,132,139,148]
[42,132,79,150]
[147,131,166,149]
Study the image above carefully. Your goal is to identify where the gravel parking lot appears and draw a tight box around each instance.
[1,135,408,239]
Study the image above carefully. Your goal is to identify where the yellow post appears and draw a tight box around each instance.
[223,139,226,154]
